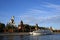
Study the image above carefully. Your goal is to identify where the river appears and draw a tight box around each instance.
[0,34,60,40]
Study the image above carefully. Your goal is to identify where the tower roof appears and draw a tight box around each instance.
[11,16,14,20]
[21,20,23,23]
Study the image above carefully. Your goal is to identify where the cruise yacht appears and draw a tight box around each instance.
[32,29,53,35]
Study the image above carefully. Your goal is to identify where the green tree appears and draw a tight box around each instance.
[5,24,17,32]
[24,24,30,32]
[0,23,5,32]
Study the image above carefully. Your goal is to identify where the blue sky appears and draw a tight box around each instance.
[0,0,60,29]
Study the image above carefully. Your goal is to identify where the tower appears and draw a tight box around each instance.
[35,24,38,30]
[20,20,24,32]
[7,16,15,32]
[18,20,24,32]
[11,16,14,23]
[50,26,53,31]
[9,16,15,26]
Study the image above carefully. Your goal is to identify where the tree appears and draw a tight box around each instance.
[24,24,31,32]
[5,24,17,32]
[0,23,5,32]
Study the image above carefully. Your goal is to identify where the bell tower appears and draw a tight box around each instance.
[20,20,24,32]
[11,16,14,23]
[9,16,15,26]
[18,20,24,32]
[35,24,38,30]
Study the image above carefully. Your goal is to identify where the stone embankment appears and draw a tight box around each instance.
[0,32,32,36]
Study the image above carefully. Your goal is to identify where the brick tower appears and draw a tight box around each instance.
[35,24,38,30]
[18,20,24,32]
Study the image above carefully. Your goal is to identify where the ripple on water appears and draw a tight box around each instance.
[0,34,60,40]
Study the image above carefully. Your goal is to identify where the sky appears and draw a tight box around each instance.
[0,0,60,29]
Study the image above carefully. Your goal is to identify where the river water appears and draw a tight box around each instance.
[0,34,60,40]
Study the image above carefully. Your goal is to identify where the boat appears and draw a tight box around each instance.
[32,29,53,35]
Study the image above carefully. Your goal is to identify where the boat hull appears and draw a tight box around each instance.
[32,30,53,36]
[32,32,47,36]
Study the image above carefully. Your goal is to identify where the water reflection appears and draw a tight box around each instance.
[0,35,60,40]
[0,36,4,40]
[20,35,25,40]
[19,35,30,40]
[8,36,14,40]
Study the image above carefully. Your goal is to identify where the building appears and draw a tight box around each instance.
[18,20,24,32]
[9,16,15,26]
[35,24,38,30]
[49,26,53,31]
[6,16,16,32]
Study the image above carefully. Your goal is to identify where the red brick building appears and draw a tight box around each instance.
[18,20,25,32]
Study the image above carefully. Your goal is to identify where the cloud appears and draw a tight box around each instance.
[21,10,60,24]
[15,2,60,26]
[40,15,60,23]
[43,2,60,12]
[19,9,60,24]
[24,9,50,14]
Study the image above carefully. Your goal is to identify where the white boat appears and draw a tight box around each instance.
[32,29,53,36]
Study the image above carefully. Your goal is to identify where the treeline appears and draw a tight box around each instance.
[0,23,5,32]
[0,22,37,32]
[0,22,49,33]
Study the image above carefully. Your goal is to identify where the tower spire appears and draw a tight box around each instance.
[11,16,14,23]
[9,16,15,26]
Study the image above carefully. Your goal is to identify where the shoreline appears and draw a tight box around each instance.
[0,32,32,36]
[0,32,60,36]
[53,32,60,34]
